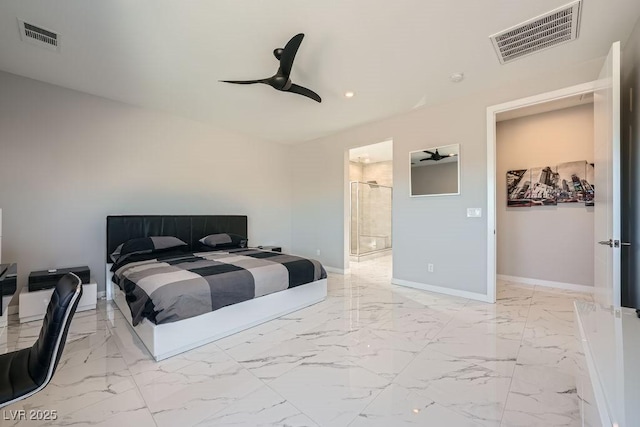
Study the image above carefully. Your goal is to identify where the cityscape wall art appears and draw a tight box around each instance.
[507,160,594,208]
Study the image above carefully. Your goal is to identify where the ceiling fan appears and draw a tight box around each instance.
[419,149,457,162]
[220,33,321,103]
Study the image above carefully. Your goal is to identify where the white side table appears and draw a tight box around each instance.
[19,281,97,323]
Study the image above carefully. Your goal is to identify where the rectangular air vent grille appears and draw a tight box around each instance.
[18,19,60,52]
[490,0,581,64]
[24,22,57,46]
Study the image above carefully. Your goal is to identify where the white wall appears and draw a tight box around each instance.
[0,71,292,294]
[291,58,603,296]
[496,104,595,286]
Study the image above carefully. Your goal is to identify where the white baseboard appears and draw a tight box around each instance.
[324,266,350,275]
[391,278,493,303]
[497,274,594,294]
[97,290,106,300]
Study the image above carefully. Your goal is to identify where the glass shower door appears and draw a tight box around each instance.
[350,181,392,259]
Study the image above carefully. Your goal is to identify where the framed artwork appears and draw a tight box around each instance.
[584,163,595,206]
[556,160,587,203]
[507,169,531,207]
[529,165,558,206]
[506,160,594,208]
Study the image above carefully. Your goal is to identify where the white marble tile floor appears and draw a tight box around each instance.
[0,255,592,426]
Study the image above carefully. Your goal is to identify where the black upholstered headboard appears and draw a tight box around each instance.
[106,215,248,263]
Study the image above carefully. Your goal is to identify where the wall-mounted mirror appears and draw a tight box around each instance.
[410,144,460,197]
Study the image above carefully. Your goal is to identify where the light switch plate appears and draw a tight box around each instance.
[467,208,482,218]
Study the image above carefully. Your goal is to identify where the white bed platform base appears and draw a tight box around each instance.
[106,265,327,361]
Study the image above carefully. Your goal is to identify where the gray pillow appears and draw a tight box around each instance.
[110,236,187,263]
[199,233,247,249]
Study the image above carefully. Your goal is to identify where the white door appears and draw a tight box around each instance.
[593,41,622,309]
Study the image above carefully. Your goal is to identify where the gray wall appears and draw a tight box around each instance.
[411,162,458,196]
[496,104,595,286]
[622,17,640,308]
[0,71,293,294]
[291,58,603,295]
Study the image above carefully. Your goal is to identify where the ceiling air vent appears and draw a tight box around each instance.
[17,19,60,52]
[490,0,582,64]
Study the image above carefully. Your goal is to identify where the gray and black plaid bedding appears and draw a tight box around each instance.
[111,248,327,325]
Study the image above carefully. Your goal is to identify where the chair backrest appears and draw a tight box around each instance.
[28,273,83,387]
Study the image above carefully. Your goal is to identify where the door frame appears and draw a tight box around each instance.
[344,139,394,272]
[486,81,597,303]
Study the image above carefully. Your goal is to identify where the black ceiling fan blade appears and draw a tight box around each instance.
[279,33,304,78]
[424,150,435,155]
[419,157,432,161]
[220,79,269,85]
[286,83,322,103]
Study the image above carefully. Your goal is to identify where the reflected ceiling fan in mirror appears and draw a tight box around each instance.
[419,149,458,162]
[220,33,322,103]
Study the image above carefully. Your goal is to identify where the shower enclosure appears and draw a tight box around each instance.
[350,181,392,260]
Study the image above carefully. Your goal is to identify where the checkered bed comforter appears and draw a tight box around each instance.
[111,249,326,325]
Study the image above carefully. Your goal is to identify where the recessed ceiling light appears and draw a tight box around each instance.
[344,91,355,98]
[450,72,464,83]
[412,409,420,414]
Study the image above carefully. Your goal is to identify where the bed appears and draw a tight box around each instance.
[105,215,327,361]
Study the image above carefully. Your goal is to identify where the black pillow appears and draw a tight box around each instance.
[199,233,248,249]
[111,236,187,262]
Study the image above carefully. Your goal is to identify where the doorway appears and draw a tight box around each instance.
[495,95,596,296]
[486,81,597,303]
[347,140,393,263]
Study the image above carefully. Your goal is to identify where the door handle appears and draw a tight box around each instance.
[598,239,613,247]
[614,240,631,247]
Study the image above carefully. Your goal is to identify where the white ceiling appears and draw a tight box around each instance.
[349,139,393,163]
[0,1,638,144]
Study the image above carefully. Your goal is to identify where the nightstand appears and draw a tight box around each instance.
[256,246,282,252]
[28,266,90,292]
[20,268,97,323]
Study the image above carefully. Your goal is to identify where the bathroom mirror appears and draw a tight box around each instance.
[410,144,460,197]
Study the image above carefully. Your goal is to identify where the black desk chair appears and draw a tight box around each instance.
[0,273,83,408]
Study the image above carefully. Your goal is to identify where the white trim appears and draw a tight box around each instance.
[498,274,595,293]
[392,278,493,303]
[611,41,622,308]
[486,80,598,306]
[111,276,327,361]
[487,109,497,304]
[573,302,613,427]
[324,266,350,275]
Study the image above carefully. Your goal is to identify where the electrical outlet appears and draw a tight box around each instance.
[316,249,321,256]
[428,263,434,273]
